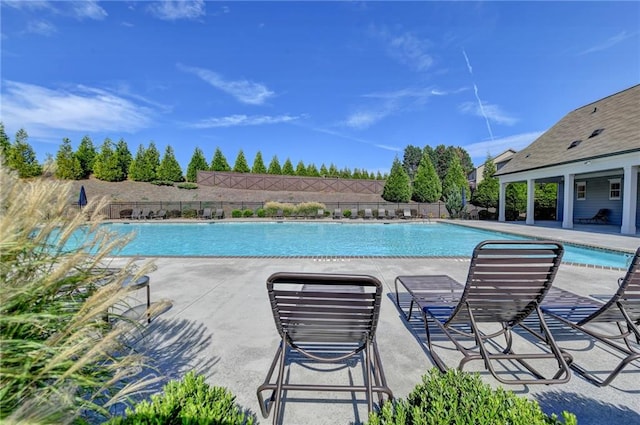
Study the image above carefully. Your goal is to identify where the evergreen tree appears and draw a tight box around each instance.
[471,157,499,209]
[319,164,328,177]
[306,163,320,177]
[340,167,352,179]
[403,145,423,180]
[75,135,96,178]
[211,147,230,171]
[0,122,10,165]
[382,157,411,202]
[454,146,474,178]
[282,158,295,175]
[432,144,450,183]
[444,184,463,218]
[186,147,208,182]
[157,145,184,182]
[128,145,148,181]
[267,155,282,174]
[93,138,123,181]
[328,163,339,177]
[232,149,250,173]
[6,129,42,178]
[441,155,469,202]
[55,138,82,180]
[376,171,383,180]
[412,152,442,202]
[251,151,267,174]
[295,160,307,176]
[115,139,132,180]
[505,183,527,220]
[144,142,160,179]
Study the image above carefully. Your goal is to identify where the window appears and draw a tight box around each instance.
[609,178,621,200]
[567,140,582,149]
[589,128,604,138]
[576,182,586,200]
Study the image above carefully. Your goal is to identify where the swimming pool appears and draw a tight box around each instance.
[87,222,631,268]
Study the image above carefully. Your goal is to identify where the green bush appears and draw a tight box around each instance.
[167,209,182,219]
[107,371,255,425]
[231,209,242,218]
[294,201,326,217]
[150,180,174,186]
[264,201,295,217]
[256,208,266,218]
[343,209,352,218]
[177,182,198,190]
[182,208,197,218]
[243,209,254,217]
[367,369,576,425]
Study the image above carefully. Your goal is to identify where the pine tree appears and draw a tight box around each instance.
[75,135,96,178]
[251,151,267,174]
[128,145,147,181]
[6,129,42,178]
[93,138,123,182]
[55,138,82,180]
[186,147,208,182]
[403,145,423,180]
[441,155,469,202]
[0,122,10,165]
[144,142,160,180]
[471,157,499,209]
[306,163,320,177]
[232,150,250,173]
[295,160,307,176]
[328,163,339,177]
[412,152,441,202]
[115,139,132,180]
[157,145,184,182]
[319,164,328,177]
[382,157,411,202]
[267,155,282,174]
[211,147,231,171]
[444,184,463,218]
[282,158,295,175]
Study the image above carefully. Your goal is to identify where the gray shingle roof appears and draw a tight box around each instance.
[495,85,640,176]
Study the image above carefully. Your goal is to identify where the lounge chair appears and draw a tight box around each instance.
[387,209,397,219]
[350,209,359,219]
[257,272,393,424]
[377,208,386,219]
[152,209,166,220]
[200,208,212,219]
[576,208,610,224]
[364,208,373,219]
[541,246,640,386]
[275,209,284,219]
[140,208,151,220]
[394,240,572,385]
[402,208,412,219]
[315,209,324,219]
[333,208,343,219]
[130,208,142,220]
[215,208,224,219]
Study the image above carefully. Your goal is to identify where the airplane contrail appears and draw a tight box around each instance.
[462,49,494,141]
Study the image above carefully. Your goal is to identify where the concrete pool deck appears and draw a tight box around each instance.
[117,220,640,424]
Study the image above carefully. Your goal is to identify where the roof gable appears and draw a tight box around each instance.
[495,85,640,176]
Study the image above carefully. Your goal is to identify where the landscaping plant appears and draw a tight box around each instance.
[367,369,577,425]
[0,163,163,424]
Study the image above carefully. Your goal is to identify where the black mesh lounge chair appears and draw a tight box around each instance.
[200,208,212,219]
[576,208,610,224]
[394,240,572,385]
[257,272,393,424]
[541,247,640,387]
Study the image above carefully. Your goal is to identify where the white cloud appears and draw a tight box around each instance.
[464,131,543,164]
[148,0,206,21]
[370,25,434,72]
[459,101,518,126]
[178,64,274,105]
[579,31,635,55]
[189,114,302,129]
[0,80,154,136]
[344,110,388,130]
[2,1,54,12]
[311,127,402,152]
[70,1,107,20]
[26,20,57,36]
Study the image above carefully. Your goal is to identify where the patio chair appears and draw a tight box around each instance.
[275,209,284,219]
[257,272,393,424]
[200,208,212,219]
[540,246,640,386]
[402,208,412,219]
[387,209,397,219]
[140,208,151,220]
[316,208,324,219]
[333,208,343,219]
[152,209,166,220]
[377,208,386,219]
[364,208,373,219]
[215,208,225,219]
[394,240,572,385]
[576,208,610,224]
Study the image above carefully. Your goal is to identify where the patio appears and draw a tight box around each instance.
[118,221,639,424]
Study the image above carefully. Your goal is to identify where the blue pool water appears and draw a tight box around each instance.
[79,222,631,268]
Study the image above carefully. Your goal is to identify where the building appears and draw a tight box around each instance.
[494,85,640,235]
[468,148,516,190]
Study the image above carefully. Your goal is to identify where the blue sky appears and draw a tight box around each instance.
[1,1,639,175]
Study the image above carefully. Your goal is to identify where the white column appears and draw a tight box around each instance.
[526,178,535,225]
[498,182,506,222]
[620,165,638,235]
[562,173,574,229]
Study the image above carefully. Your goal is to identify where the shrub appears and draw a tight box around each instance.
[263,201,295,217]
[243,209,254,218]
[177,182,198,190]
[150,180,174,186]
[182,208,197,218]
[231,209,242,218]
[0,165,165,423]
[167,209,182,219]
[366,369,576,425]
[343,209,352,218]
[256,208,266,218]
[295,201,326,217]
[107,371,255,425]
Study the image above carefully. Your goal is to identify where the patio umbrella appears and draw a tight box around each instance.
[78,185,87,209]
